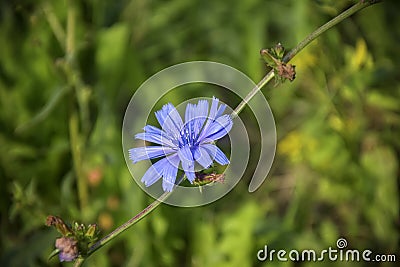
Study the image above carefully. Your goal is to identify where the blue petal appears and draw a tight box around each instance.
[135,125,176,147]
[184,103,194,123]
[162,154,180,192]
[177,145,196,182]
[155,103,173,128]
[184,103,196,143]
[200,114,232,142]
[208,97,227,120]
[141,157,169,187]
[202,144,230,165]
[208,97,220,121]
[183,100,209,145]
[192,100,209,137]
[197,97,229,142]
[216,102,227,118]
[129,146,175,163]
[156,103,183,139]
[194,146,213,168]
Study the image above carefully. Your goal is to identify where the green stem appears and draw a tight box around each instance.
[42,2,66,50]
[73,1,382,266]
[231,70,275,118]
[66,0,76,57]
[283,0,382,63]
[66,0,88,211]
[88,191,172,256]
[73,257,84,267]
[73,190,174,267]
[68,107,87,210]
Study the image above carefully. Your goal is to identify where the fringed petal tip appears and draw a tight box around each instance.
[128,149,138,163]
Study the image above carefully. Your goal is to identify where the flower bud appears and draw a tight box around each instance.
[85,224,99,240]
[193,172,225,186]
[46,215,72,236]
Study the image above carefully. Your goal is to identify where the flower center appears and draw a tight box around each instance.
[178,121,198,149]
[179,128,192,148]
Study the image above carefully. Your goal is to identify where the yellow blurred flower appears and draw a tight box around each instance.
[278,131,317,163]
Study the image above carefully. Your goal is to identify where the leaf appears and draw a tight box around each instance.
[48,248,60,261]
[367,91,400,111]
[15,86,71,133]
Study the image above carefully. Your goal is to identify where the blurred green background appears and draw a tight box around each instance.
[1,0,399,266]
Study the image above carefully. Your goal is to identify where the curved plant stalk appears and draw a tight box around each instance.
[233,0,382,116]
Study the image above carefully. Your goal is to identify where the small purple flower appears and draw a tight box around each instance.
[129,97,232,192]
[55,237,79,262]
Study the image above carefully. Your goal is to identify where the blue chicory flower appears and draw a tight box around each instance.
[129,97,232,192]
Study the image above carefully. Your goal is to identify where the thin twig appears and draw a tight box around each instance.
[232,0,381,118]
[88,191,172,255]
[66,0,89,211]
[42,2,66,49]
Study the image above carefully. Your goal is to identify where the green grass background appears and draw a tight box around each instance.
[0,0,399,266]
